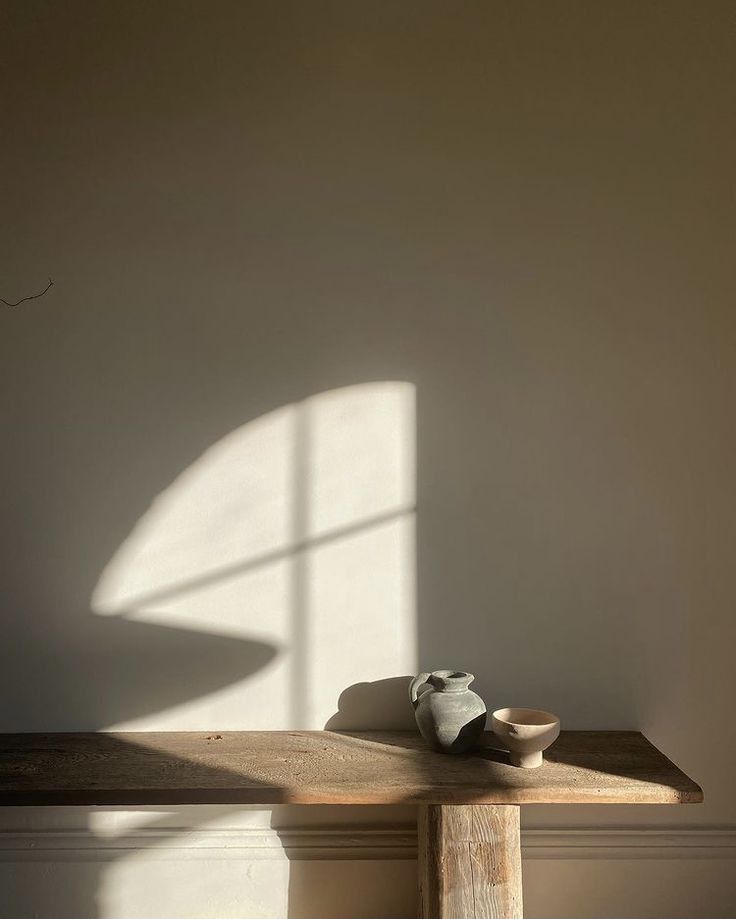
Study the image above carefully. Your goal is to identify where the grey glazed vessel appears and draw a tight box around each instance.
[409,670,487,754]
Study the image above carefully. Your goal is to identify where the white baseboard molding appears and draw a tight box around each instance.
[0,827,415,862]
[522,828,736,860]
[0,826,734,862]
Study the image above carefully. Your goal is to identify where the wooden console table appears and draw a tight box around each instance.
[0,730,701,918]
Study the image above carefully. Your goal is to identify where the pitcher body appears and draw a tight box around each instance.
[409,670,486,753]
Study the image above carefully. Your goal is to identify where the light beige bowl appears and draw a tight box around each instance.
[491,708,561,768]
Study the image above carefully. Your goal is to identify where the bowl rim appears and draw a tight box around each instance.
[492,707,560,727]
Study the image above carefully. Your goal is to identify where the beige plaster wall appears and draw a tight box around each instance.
[2,2,734,916]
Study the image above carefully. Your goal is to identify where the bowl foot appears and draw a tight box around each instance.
[510,750,543,768]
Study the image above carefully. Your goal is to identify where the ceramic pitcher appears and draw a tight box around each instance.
[409,670,487,753]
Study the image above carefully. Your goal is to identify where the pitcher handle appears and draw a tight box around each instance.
[409,672,432,706]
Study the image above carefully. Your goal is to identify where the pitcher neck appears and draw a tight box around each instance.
[429,670,474,692]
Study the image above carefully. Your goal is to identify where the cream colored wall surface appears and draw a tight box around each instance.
[2,2,735,917]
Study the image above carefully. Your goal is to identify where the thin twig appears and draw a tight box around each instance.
[1,278,54,308]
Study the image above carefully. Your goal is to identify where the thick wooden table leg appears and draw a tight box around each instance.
[418,804,522,919]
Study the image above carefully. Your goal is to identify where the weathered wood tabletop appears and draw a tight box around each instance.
[0,729,702,918]
[0,729,701,806]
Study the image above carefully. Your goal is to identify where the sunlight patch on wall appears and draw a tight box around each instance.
[307,514,415,728]
[307,383,415,537]
[91,382,416,731]
[92,407,295,613]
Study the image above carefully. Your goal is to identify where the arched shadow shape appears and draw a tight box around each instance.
[4,616,278,729]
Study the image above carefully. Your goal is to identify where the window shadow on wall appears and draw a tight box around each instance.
[0,382,417,919]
